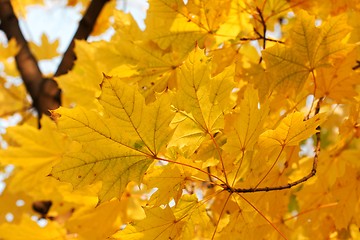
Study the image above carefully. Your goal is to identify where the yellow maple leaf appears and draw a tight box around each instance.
[173,194,211,239]
[0,39,19,60]
[224,86,269,158]
[0,117,77,199]
[55,40,118,108]
[66,199,122,240]
[144,158,199,206]
[262,10,352,94]
[67,0,90,7]
[0,184,33,224]
[145,0,238,51]
[170,47,235,153]
[2,59,20,77]
[259,111,325,149]
[114,206,183,240]
[0,117,73,167]
[94,11,185,101]
[29,33,59,60]
[315,50,359,102]
[0,77,29,118]
[0,117,97,223]
[0,214,66,240]
[115,194,209,239]
[51,75,175,203]
[91,0,115,36]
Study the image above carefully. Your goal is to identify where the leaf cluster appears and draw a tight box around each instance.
[1,0,360,239]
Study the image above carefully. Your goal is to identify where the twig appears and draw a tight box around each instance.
[229,98,323,194]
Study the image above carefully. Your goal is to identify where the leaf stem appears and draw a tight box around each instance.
[231,150,245,187]
[282,202,338,222]
[231,98,323,193]
[254,146,284,189]
[237,194,288,240]
[154,156,227,186]
[211,192,232,240]
[209,132,229,185]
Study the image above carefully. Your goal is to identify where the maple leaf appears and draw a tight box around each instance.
[51,75,175,203]
[0,214,66,240]
[315,50,360,102]
[0,117,76,196]
[101,11,185,101]
[55,40,106,108]
[144,157,201,207]
[145,0,236,51]
[10,0,45,17]
[0,77,29,118]
[262,10,352,94]
[114,206,183,240]
[224,85,269,158]
[145,164,187,207]
[259,111,325,149]
[169,47,235,153]
[0,39,18,60]
[90,0,115,36]
[66,199,123,240]
[115,194,209,239]
[29,33,59,60]
[0,185,33,224]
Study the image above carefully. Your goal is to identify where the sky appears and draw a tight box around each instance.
[20,0,148,74]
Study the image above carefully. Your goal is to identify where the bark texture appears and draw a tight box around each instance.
[0,0,110,121]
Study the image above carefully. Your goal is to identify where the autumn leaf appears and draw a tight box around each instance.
[101,11,186,101]
[29,33,59,60]
[2,2,360,239]
[55,40,106,108]
[66,199,123,240]
[145,0,236,51]
[0,214,66,240]
[51,75,175,203]
[169,47,235,153]
[0,186,33,224]
[259,112,326,149]
[262,10,352,94]
[0,117,76,197]
[0,77,29,118]
[115,194,209,239]
[224,85,269,158]
[144,157,201,207]
[91,0,115,36]
[145,164,187,207]
[315,50,360,102]
[114,206,183,240]
[0,39,18,60]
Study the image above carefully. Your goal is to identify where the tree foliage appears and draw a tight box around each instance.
[1,0,360,239]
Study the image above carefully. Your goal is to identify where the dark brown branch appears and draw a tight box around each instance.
[239,37,284,44]
[0,0,60,119]
[55,0,110,76]
[256,7,267,50]
[352,60,360,70]
[0,0,110,123]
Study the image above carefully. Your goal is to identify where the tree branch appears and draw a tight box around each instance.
[0,0,60,119]
[55,0,110,76]
[0,0,110,122]
[230,98,324,194]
